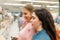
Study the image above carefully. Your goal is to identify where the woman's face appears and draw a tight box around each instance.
[22,8,32,22]
[31,13,42,29]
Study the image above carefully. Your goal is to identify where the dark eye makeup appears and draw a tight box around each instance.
[32,16,35,19]
[23,13,27,15]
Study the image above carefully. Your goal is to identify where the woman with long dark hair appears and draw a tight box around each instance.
[31,8,56,40]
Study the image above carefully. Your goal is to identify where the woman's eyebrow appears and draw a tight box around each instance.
[32,16,35,18]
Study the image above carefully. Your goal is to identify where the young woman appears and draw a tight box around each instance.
[31,8,56,40]
[21,3,34,29]
[12,4,35,40]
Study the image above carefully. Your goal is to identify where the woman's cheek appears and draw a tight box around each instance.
[32,21,36,27]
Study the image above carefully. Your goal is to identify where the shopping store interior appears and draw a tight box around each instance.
[0,0,60,40]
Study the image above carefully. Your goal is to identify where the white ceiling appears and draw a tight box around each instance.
[0,0,59,12]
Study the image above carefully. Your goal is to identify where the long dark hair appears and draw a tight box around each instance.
[34,8,56,40]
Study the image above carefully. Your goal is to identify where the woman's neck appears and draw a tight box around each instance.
[37,26,43,32]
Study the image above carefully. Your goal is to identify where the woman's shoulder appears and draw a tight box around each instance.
[32,30,51,40]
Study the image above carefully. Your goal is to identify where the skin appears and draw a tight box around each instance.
[22,8,32,23]
[30,13,43,32]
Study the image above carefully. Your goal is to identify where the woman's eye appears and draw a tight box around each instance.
[32,17,35,19]
[24,13,27,15]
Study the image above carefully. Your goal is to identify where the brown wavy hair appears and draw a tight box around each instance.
[23,4,34,13]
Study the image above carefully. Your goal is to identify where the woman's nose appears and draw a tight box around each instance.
[30,19,33,22]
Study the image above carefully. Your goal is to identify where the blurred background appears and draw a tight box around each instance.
[0,0,59,40]
[0,0,59,16]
